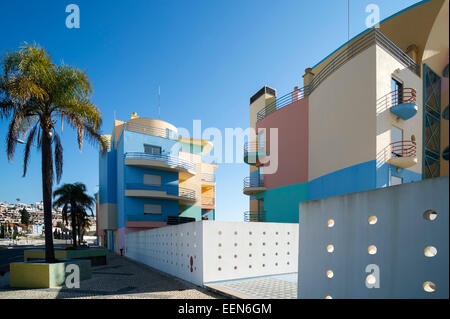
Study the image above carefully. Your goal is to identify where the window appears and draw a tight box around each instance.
[143,174,161,186]
[391,126,403,157]
[392,77,404,105]
[144,204,162,215]
[144,144,161,155]
[390,175,403,186]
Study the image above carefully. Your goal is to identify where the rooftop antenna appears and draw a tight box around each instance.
[347,0,350,41]
[158,85,161,119]
[113,110,116,122]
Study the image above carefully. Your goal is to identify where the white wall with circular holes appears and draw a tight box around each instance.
[297,177,449,299]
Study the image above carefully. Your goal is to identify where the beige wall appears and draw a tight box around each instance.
[308,46,377,181]
[375,46,423,175]
[98,203,117,230]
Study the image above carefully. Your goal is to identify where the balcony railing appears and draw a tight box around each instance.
[257,87,307,121]
[200,173,216,183]
[125,122,178,140]
[126,183,196,201]
[390,140,417,158]
[201,197,215,206]
[244,211,265,222]
[243,176,264,189]
[125,152,195,172]
[243,142,266,154]
[256,29,420,122]
[390,88,417,106]
[391,141,416,157]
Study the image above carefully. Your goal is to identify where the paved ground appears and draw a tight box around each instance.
[0,253,223,299]
[205,273,298,299]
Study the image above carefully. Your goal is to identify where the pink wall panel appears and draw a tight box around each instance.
[257,97,309,189]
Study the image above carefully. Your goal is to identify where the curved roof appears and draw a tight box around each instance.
[311,0,445,76]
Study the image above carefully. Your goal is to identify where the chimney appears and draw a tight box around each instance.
[302,68,315,87]
[406,44,419,64]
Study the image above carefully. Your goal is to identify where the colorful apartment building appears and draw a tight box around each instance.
[244,0,449,223]
[98,113,217,253]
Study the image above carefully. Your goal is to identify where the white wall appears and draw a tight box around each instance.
[202,221,298,283]
[298,177,449,299]
[125,221,299,286]
[126,222,204,286]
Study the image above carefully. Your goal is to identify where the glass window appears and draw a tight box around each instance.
[144,204,162,215]
[143,174,161,186]
[144,144,161,155]
[390,175,403,186]
[392,77,404,105]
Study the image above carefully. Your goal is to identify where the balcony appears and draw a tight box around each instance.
[388,88,418,120]
[387,140,417,168]
[125,122,178,140]
[244,211,265,222]
[125,183,196,203]
[125,152,196,175]
[201,196,215,210]
[243,176,266,196]
[200,173,216,185]
[243,142,266,165]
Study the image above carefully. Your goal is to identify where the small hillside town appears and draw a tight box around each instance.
[0,200,96,236]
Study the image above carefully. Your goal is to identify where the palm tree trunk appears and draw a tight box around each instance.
[41,130,56,263]
[71,203,77,248]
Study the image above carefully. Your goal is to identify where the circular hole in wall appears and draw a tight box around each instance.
[234,254,237,258]
[249,242,252,246]
[424,246,437,257]
[368,245,377,255]
[262,264,265,267]
[218,267,221,271]
[366,274,377,285]
[249,265,252,268]
[368,216,378,225]
[423,281,436,293]
[327,245,335,253]
[234,231,238,235]
[218,231,222,235]
[249,231,252,235]
[249,254,252,257]
[234,243,238,247]
[326,270,334,278]
[424,210,437,221]
[328,219,335,228]
[234,266,238,270]
[218,255,222,259]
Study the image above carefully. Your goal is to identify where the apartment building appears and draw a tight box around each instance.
[98,113,218,253]
[244,0,449,223]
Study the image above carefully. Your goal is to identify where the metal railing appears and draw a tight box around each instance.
[244,211,265,222]
[256,29,420,122]
[201,197,215,206]
[390,140,417,158]
[244,142,266,154]
[167,216,196,225]
[125,122,178,140]
[200,173,216,183]
[243,176,264,189]
[390,88,417,106]
[126,183,196,201]
[125,152,196,172]
[257,87,307,121]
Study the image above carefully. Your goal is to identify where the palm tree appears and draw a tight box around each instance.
[0,44,106,262]
[53,183,95,247]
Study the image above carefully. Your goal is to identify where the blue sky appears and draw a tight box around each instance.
[0,0,421,221]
